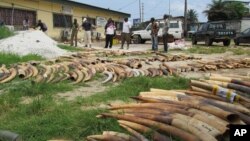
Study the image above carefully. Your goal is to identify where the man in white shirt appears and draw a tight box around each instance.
[120,18,132,49]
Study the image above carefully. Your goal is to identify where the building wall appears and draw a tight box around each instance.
[0,0,128,40]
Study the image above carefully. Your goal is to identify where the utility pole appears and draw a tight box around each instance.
[184,0,188,37]
[169,0,170,16]
[142,2,144,22]
[139,0,142,23]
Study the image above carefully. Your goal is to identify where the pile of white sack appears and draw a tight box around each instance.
[169,39,188,50]
[0,30,68,59]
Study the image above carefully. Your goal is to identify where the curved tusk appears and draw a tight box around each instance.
[112,72,118,82]
[132,69,140,77]
[118,120,171,141]
[71,69,84,84]
[102,71,113,84]
[17,66,27,79]
[30,65,39,77]
[119,124,149,141]
[100,113,200,141]
[0,68,17,83]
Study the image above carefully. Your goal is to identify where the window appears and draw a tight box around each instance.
[53,13,72,28]
[170,23,179,28]
[89,18,96,26]
[115,22,123,30]
[209,23,224,30]
[146,24,151,31]
[82,17,96,25]
[243,28,250,34]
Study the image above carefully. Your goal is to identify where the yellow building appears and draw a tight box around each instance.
[0,0,130,40]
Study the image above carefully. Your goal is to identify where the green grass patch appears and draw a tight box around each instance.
[188,46,250,55]
[0,26,14,39]
[0,79,74,115]
[0,53,44,66]
[0,76,189,140]
[76,76,189,106]
[58,45,84,52]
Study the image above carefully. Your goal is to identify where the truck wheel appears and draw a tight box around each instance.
[205,36,212,46]
[192,36,197,45]
[133,35,142,44]
[223,40,231,46]
[234,39,240,46]
[141,40,146,44]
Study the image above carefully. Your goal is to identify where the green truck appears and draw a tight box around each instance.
[192,22,236,46]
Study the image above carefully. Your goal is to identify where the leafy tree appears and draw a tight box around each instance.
[187,9,198,23]
[203,0,248,21]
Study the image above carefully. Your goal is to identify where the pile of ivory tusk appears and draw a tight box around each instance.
[87,74,250,141]
[187,58,250,72]
[0,57,173,84]
[1,51,249,84]
[0,52,202,84]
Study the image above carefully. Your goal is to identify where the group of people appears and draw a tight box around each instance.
[20,15,170,52]
[70,17,132,49]
[70,17,94,47]
[104,17,132,49]
[150,14,170,52]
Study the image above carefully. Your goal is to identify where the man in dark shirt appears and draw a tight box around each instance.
[150,17,159,51]
[82,18,92,47]
[36,20,47,32]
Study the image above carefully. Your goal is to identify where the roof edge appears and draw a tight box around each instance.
[47,0,130,17]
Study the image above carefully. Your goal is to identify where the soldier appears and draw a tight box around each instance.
[71,18,79,47]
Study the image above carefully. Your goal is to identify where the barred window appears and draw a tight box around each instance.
[89,18,96,26]
[115,22,123,30]
[53,13,72,28]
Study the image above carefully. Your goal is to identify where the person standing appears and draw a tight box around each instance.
[71,18,79,47]
[23,17,29,30]
[104,18,116,49]
[162,14,170,52]
[120,17,132,50]
[82,17,92,48]
[150,18,159,51]
[36,20,47,32]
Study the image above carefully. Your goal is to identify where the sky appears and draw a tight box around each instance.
[72,0,249,23]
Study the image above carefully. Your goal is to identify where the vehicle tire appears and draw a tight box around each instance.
[223,40,231,46]
[133,35,142,44]
[205,36,212,46]
[141,40,146,44]
[192,36,197,45]
[234,39,240,46]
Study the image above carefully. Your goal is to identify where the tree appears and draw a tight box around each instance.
[187,9,198,23]
[203,0,248,21]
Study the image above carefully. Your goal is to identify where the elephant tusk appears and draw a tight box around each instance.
[102,71,113,84]
[71,69,84,84]
[118,120,171,141]
[0,68,17,83]
[119,124,149,141]
[100,113,200,141]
